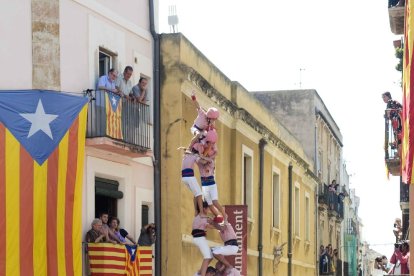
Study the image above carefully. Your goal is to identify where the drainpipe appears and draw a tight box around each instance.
[314,121,320,275]
[149,1,161,276]
[258,139,267,276]
[288,162,293,276]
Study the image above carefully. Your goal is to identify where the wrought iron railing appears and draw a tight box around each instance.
[384,109,400,160]
[86,90,151,150]
[400,179,409,202]
[318,183,344,219]
[388,0,402,8]
[318,183,329,205]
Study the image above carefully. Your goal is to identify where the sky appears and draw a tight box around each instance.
[158,0,403,256]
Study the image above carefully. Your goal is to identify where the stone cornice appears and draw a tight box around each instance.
[180,64,315,173]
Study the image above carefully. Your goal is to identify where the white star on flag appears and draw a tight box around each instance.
[20,99,58,139]
[111,95,117,106]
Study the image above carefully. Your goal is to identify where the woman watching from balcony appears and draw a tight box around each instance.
[109,217,136,245]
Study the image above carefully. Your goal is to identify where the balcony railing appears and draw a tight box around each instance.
[86,90,151,152]
[400,179,409,203]
[384,110,401,176]
[318,183,344,220]
[318,183,329,206]
[388,0,405,35]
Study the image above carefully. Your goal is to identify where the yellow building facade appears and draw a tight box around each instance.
[160,33,320,275]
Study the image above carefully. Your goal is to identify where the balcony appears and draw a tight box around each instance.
[318,183,344,221]
[318,183,329,209]
[384,110,401,176]
[86,90,152,158]
[388,0,405,35]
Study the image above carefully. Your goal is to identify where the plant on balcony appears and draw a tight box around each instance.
[395,47,403,72]
[395,47,403,86]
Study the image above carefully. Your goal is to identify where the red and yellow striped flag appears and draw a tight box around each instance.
[88,243,144,276]
[0,90,88,275]
[402,0,414,184]
[137,247,153,276]
[105,93,123,139]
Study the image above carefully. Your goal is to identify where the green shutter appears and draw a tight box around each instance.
[95,177,123,199]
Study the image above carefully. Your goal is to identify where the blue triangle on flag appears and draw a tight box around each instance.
[109,94,121,112]
[0,90,88,165]
[125,244,138,262]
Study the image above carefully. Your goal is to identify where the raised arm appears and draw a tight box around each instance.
[191,91,201,110]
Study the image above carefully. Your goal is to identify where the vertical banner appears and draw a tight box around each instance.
[402,0,414,183]
[0,90,88,276]
[105,92,123,139]
[225,205,247,276]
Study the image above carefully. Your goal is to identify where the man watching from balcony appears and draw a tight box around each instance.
[131,77,148,104]
[97,68,119,95]
[138,223,156,246]
[116,66,134,98]
[99,212,118,244]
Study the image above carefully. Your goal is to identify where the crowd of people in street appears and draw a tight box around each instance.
[180,92,241,276]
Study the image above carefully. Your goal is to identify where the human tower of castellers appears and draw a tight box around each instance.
[180,92,241,276]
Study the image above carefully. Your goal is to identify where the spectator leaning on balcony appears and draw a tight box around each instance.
[131,77,148,104]
[319,245,329,275]
[109,217,136,245]
[137,223,156,246]
[382,91,402,156]
[328,180,337,210]
[85,218,106,243]
[393,218,403,242]
[97,68,119,95]
[99,212,118,244]
[116,66,134,98]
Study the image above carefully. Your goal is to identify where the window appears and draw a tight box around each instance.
[305,193,310,241]
[95,177,123,217]
[142,205,149,227]
[272,168,281,229]
[294,183,300,236]
[99,47,118,77]
[242,145,253,219]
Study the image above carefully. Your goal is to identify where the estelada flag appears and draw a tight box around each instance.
[402,0,414,184]
[105,93,123,140]
[0,90,88,275]
[87,243,141,276]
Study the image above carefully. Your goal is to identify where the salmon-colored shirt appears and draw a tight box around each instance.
[193,108,208,130]
[182,154,198,170]
[192,214,209,230]
[219,223,237,242]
